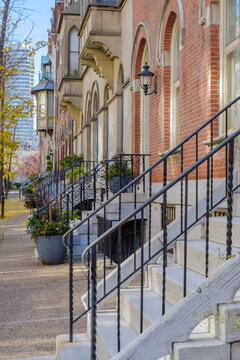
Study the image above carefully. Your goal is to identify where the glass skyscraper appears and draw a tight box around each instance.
[8,44,35,145]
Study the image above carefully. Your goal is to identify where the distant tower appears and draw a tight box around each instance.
[10,44,35,146]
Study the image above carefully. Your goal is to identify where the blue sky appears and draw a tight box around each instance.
[17,0,54,84]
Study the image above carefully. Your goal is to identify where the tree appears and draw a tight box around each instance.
[15,149,40,180]
[0,0,46,216]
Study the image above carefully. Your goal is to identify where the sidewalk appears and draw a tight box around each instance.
[0,193,87,360]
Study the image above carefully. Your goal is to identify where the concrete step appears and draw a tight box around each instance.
[120,287,172,334]
[56,333,92,360]
[94,310,137,360]
[104,192,148,204]
[7,357,56,360]
[214,300,240,343]
[73,234,97,245]
[171,326,230,360]
[68,234,97,256]
[178,223,204,240]
[175,239,238,276]
[209,216,240,248]
[105,202,147,217]
[72,221,94,236]
[148,264,204,305]
[97,206,147,221]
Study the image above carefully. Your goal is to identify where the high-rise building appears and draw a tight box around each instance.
[9,44,35,145]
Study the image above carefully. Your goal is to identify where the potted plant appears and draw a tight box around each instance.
[107,158,132,193]
[26,209,69,265]
[24,184,34,208]
[58,153,85,183]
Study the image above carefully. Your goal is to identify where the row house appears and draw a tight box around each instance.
[55,0,132,165]
[49,0,239,199]
[33,0,240,359]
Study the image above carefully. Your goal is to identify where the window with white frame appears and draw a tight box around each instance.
[140,44,149,157]
[224,0,240,129]
[39,92,46,118]
[170,19,180,148]
[68,27,79,76]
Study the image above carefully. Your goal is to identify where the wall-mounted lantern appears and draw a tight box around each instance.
[137,62,157,96]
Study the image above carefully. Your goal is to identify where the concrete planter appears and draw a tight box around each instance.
[109,176,131,193]
[35,235,66,265]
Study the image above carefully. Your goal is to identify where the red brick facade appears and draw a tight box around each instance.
[132,0,239,181]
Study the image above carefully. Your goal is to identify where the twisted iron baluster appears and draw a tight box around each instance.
[196,133,198,221]
[90,247,97,360]
[148,170,152,259]
[140,209,144,333]
[162,159,167,315]
[205,158,210,278]
[183,174,188,297]
[117,226,121,352]
[181,145,184,232]
[226,139,234,258]
[69,231,73,342]
[210,121,213,208]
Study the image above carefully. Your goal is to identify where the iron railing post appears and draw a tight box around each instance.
[117,226,121,352]
[69,231,73,342]
[162,158,167,315]
[90,246,97,360]
[226,139,234,258]
[205,158,210,278]
[183,174,188,297]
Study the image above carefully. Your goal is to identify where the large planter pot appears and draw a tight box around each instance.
[35,235,66,265]
[109,176,131,193]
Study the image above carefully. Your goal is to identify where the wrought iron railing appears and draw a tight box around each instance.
[32,159,96,210]
[36,154,150,222]
[61,96,240,357]
[82,129,239,358]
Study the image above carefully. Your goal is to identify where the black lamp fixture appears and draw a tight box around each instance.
[49,149,53,157]
[137,62,157,96]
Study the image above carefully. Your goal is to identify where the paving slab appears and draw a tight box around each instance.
[0,195,88,359]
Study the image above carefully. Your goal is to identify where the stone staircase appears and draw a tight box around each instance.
[56,193,240,360]
[70,193,148,256]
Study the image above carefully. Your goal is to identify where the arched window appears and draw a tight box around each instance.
[118,66,124,152]
[223,0,240,129]
[92,93,99,162]
[170,19,180,148]
[103,86,109,159]
[86,100,91,162]
[68,27,79,76]
[140,44,149,156]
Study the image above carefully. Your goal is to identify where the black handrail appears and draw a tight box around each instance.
[61,96,240,354]
[82,128,239,359]
[83,129,239,261]
[36,153,150,222]
[32,159,95,207]
[64,96,240,240]
[34,158,106,215]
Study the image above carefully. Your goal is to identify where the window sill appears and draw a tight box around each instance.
[158,147,181,157]
[203,126,239,148]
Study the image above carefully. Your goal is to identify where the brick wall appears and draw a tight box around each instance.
[132,0,230,182]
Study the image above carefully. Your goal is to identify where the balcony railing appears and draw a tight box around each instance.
[39,71,52,81]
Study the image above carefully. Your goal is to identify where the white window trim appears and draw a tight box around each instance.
[140,44,149,159]
[219,0,240,135]
[170,19,180,149]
